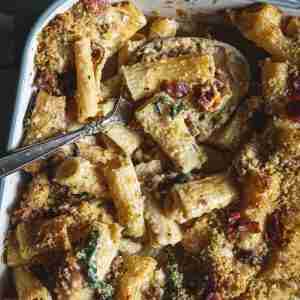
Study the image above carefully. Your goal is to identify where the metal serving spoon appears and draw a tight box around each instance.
[0,97,133,178]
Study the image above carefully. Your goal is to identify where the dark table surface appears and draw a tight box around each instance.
[0,1,56,154]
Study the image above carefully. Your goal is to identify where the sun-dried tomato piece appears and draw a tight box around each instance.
[161,80,190,98]
[192,79,225,112]
[228,212,241,225]
[238,219,260,233]
[36,71,61,96]
[193,83,215,111]
[289,95,300,101]
[226,213,260,240]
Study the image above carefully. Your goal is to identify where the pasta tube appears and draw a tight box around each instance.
[16,216,73,262]
[75,141,116,165]
[104,155,145,237]
[120,238,143,255]
[118,33,147,67]
[136,93,207,173]
[149,17,178,39]
[16,223,39,262]
[135,160,163,183]
[229,4,287,59]
[117,256,157,300]
[82,223,122,281]
[230,4,300,63]
[122,54,215,101]
[237,171,281,252]
[101,2,147,56]
[74,37,99,123]
[55,157,108,198]
[24,90,66,145]
[166,173,239,223]
[101,75,122,100]
[145,197,182,248]
[104,124,143,156]
[14,267,52,300]
[6,232,27,267]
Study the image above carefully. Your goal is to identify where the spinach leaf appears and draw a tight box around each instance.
[77,230,114,300]
[170,102,185,119]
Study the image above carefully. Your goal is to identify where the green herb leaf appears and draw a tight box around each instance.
[79,192,89,199]
[77,230,99,263]
[77,230,114,300]
[170,102,185,119]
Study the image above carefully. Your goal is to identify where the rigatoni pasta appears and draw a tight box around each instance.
[6,232,28,267]
[117,255,157,300]
[145,196,182,248]
[24,90,66,145]
[148,17,178,39]
[55,157,108,198]
[118,33,147,67]
[14,267,52,300]
[101,2,147,56]
[16,216,73,262]
[83,222,122,281]
[74,37,99,123]
[237,171,281,253]
[166,173,239,223]
[229,3,300,64]
[228,4,286,60]
[104,155,145,237]
[104,124,143,156]
[122,54,215,101]
[136,93,207,173]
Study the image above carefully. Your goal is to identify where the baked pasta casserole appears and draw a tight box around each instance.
[4,1,300,299]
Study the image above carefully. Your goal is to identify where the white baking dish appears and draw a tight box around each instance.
[0,0,299,296]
